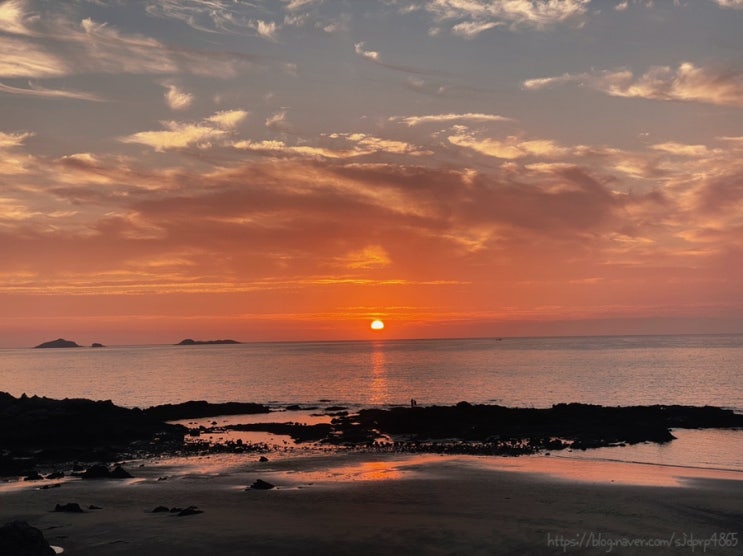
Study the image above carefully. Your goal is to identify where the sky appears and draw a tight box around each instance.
[2,0,743,347]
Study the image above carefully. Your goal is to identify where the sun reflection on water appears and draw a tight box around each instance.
[369,344,388,405]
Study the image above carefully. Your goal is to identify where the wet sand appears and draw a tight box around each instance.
[2,452,742,555]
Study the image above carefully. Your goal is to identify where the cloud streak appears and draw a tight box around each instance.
[120,110,247,151]
[0,80,104,101]
[423,0,590,36]
[523,62,743,107]
[390,113,512,126]
[0,3,256,80]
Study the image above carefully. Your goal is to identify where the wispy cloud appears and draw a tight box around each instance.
[162,83,193,110]
[0,3,255,79]
[0,130,33,148]
[120,110,247,151]
[523,62,743,107]
[650,142,718,157]
[146,0,273,36]
[265,109,291,132]
[0,130,33,175]
[448,130,568,159]
[354,41,381,62]
[423,0,590,36]
[390,113,512,126]
[0,0,35,36]
[284,0,322,11]
[712,0,743,9]
[341,133,430,156]
[353,41,434,75]
[0,37,68,78]
[208,109,248,129]
[335,245,391,270]
[235,132,430,159]
[251,19,279,41]
[0,80,104,101]
[120,122,228,151]
[234,140,357,159]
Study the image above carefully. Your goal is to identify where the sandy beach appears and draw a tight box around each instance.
[2,452,741,555]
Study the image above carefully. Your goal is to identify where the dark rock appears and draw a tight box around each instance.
[177,506,203,516]
[249,479,275,490]
[23,472,43,481]
[81,464,111,479]
[144,400,269,421]
[109,465,133,479]
[152,506,170,513]
[0,392,185,471]
[88,505,102,510]
[39,484,61,490]
[45,471,64,480]
[258,456,269,462]
[54,503,83,513]
[91,343,105,348]
[81,464,132,479]
[34,338,80,349]
[0,520,55,556]
[176,339,240,345]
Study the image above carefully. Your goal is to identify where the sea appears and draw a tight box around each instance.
[2,334,742,473]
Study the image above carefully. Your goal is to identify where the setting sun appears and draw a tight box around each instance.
[370,319,385,331]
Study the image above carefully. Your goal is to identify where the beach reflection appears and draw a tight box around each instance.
[286,458,410,484]
[335,460,404,482]
[368,344,388,405]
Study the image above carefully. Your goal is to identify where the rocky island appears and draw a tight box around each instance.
[34,338,80,349]
[176,339,241,345]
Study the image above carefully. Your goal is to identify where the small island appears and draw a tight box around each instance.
[176,339,241,346]
[34,338,81,349]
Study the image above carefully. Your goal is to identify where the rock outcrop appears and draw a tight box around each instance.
[176,339,240,345]
[0,391,185,475]
[0,520,55,555]
[81,464,133,480]
[220,402,743,455]
[54,503,84,513]
[249,479,275,490]
[34,338,80,348]
[144,400,270,421]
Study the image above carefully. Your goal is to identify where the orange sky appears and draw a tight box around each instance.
[2,0,743,347]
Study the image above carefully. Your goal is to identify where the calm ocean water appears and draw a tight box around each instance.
[2,334,742,472]
[1,334,741,410]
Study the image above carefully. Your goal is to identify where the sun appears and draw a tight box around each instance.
[370,319,385,331]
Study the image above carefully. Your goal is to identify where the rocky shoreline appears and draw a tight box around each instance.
[2,392,742,477]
